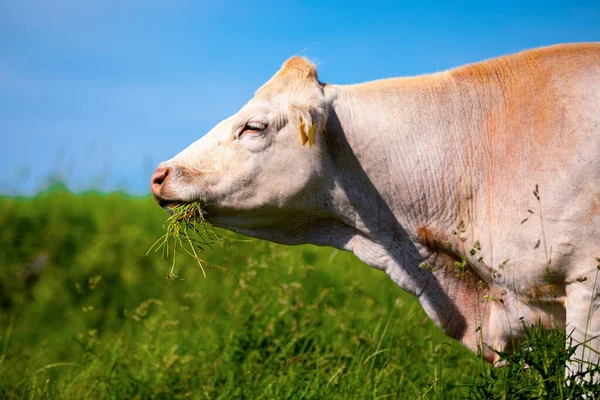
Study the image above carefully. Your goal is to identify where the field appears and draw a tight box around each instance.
[0,186,597,399]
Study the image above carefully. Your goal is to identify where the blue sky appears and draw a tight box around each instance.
[1,0,599,195]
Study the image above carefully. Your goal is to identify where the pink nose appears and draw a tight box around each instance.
[150,166,172,201]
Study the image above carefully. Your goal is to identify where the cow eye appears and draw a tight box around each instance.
[240,121,266,136]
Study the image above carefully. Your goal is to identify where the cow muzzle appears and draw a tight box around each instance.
[151,165,179,207]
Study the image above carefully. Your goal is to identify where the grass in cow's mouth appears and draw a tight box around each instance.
[147,201,224,279]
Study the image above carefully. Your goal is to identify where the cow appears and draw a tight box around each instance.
[151,43,600,370]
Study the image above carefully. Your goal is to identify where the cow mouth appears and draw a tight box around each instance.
[154,196,216,219]
[159,201,180,210]
[153,194,180,210]
[153,190,243,228]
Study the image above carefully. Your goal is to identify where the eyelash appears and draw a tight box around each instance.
[239,121,266,137]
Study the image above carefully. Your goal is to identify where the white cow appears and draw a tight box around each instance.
[151,43,600,368]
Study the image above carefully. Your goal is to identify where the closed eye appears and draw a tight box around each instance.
[239,121,267,137]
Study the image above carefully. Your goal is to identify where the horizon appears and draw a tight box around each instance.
[2,1,599,195]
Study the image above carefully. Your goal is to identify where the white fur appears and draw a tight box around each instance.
[154,45,600,367]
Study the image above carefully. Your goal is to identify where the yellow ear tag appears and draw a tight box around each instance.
[298,117,308,146]
[307,123,316,148]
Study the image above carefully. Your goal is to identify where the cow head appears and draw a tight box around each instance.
[151,57,332,241]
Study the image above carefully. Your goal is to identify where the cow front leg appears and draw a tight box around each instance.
[565,278,600,381]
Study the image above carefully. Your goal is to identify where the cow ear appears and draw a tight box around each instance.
[297,114,315,147]
[297,114,309,146]
[292,104,326,148]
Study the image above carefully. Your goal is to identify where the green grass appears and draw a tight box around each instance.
[469,324,600,399]
[0,186,597,399]
[147,201,223,279]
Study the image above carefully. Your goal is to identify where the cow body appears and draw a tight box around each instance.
[152,43,600,366]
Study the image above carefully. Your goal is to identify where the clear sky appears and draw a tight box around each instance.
[1,0,599,195]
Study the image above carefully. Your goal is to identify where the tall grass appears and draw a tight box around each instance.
[468,324,600,398]
[0,186,476,398]
[0,186,597,398]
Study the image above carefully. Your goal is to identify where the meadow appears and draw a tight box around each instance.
[0,185,597,399]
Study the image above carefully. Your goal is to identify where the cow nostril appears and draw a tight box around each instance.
[151,166,171,195]
[155,169,168,185]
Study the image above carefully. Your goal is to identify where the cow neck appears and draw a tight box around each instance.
[321,81,496,357]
